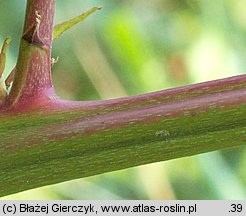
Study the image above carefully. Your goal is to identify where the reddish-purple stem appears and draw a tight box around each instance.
[6,0,56,110]
[23,0,55,48]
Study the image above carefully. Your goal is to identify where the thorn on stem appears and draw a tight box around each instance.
[51,57,59,67]
[5,67,16,90]
[33,11,41,41]
[52,6,103,41]
[22,10,45,46]
[35,10,41,21]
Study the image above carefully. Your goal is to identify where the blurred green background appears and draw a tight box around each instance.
[0,0,246,199]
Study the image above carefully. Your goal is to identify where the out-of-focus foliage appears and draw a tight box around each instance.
[0,0,246,199]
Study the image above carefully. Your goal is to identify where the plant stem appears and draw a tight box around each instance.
[6,0,56,110]
[23,0,55,48]
[0,0,245,197]
[0,75,245,196]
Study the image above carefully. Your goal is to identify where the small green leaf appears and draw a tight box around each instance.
[53,6,102,41]
[0,37,11,79]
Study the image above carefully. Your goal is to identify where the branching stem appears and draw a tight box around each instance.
[0,0,245,197]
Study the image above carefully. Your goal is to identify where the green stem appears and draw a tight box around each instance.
[0,75,245,196]
[0,0,245,198]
